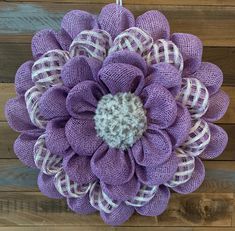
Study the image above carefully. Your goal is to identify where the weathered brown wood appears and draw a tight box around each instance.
[0,192,232,227]
[0,3,234,46]
[1,44,235,85]
[0,160,235,192]
[0,122,234,159]
[4,0,235,6]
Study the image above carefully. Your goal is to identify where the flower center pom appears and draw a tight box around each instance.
[94,92,147,150]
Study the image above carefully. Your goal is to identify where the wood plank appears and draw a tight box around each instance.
[1,160,235,193]
[3,0,235,6]
[0,122,234,159]
[0,84,234,124]
[0,192,232,227]
[0,3,234,46]
[1,44,235,86]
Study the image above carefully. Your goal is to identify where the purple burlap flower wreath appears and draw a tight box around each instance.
[5,3,230,226]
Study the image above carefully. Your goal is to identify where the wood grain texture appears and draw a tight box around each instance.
[0,192,232,227]
[0,3,234,46]
[1,44,235,85]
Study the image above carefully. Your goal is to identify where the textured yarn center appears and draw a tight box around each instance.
[94,92,147,150]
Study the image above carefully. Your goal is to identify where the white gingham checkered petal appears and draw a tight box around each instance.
[69,29,112,61]
[125,184,158,207]
[32,49,70,90]
[176,78,209,119]
[146,39,184,72]
[33,134,63,175]
[108,27,153,57]
[25,86,47,129]
[181,119,211,157]
[89,181,120,214]
[164,148,195,188]
[54,170,91,198]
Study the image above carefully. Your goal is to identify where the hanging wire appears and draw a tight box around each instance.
[116,0,123,6]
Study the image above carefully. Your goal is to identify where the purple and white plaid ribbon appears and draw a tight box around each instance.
[125,184,158,207]
[165,148,195,188]
[109,27,153,57]
[34,134,63,175]
[54,169,91,198]
[32,49,70,90]
[181,119,211,156]
[69,29,112,61]
[146,39,184,72]
[25,86,47,129]
[176,78,209,119]
[89,181,120,214]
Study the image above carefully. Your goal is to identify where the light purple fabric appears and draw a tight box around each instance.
[31,29,61,59]
[38,172,63,199]
[136,10,170,40]
[98,3,135,39]
[14,129,42,168]
[61,56,102,88]
[171,33,203,76]
[15,61,34,95]
[67,195,96,214]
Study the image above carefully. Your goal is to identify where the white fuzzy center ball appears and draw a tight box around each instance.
[94,92,147,150]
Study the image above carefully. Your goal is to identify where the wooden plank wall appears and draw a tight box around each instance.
[0,0,234,230]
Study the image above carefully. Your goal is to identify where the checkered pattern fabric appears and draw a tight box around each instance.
[54,170,91,198]
[32,49,69,90]
[34,134,63,175]
[89,182,120,213]
[24,86,47,129]
[125,184,158,207]
[146,39,184,72]
[109,27,153,57]
[165,148,195,188]
[69,29,112,61]
[176,78,209,119]
[181,119,211,156]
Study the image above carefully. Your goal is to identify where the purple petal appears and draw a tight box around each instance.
[136,185,170,216]
[132,128,172,167]
[91,144,135,185]
[14,129,43,168]
[63,153,97,185]
[39,86,69,120]
[203,90,229,122]
[172,157,205,194]
[15,61,34,96]
[98,3,135,39]
[147,63,182,97]
[136,10,170,40]
[67,194,96,214]
[136,152,179,185]
[61,56,102,88]
[66,81,105,119]
[101,176,140,201]
[100,203,134,226]
[103,50,148,76]
[65,118,103,156]
[189,62,223,95]
[98,63,145,95]
[5,96,36,132]
[140,83,177,129]
[55,29,73,51]
[45,118,70,156]
[171,33,202,75]
[166,103,191,147]
[38,172,63,199]
[200,123,228,159]
[61,10,98,39]
[31,29,61,59]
